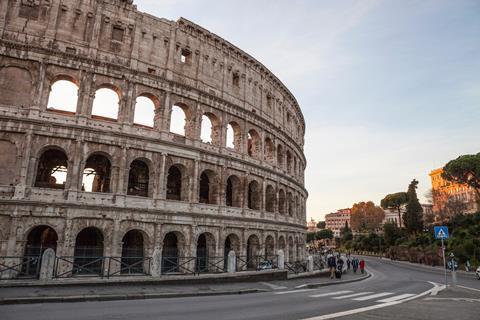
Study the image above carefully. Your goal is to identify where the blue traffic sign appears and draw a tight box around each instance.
[434,226,449,239]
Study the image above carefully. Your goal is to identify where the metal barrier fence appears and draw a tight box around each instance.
[0,256,42,279]
[236,255,279,272]
[285,260,308,274]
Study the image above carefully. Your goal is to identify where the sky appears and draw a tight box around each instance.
[107,1,480,220]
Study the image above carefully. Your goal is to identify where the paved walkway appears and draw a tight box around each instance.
[0,269,369,304]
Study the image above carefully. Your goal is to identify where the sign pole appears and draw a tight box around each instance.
[441,238,447,287]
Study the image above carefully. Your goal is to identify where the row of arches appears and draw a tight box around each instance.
[34,147,306,217]
[22,225,303,275]
[45,79,304,178]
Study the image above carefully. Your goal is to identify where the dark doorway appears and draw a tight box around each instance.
[35,149,68,189]
[22,226,58,276]
[226,177,233,206]
[73,227,104,275]
[82,154,111,193]
[162,232,179,273]
[121,230,144,274]
[199,172,209,204]
[166,166,182,200]
[246,235,259,270]
[127,160,149,197]
[196,234,207,272]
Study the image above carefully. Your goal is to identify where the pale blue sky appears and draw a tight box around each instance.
[137,0,480,221]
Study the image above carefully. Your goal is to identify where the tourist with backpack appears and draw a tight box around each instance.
[327,251,336,279]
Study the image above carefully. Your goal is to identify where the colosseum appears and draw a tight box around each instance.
[0,0,307,278]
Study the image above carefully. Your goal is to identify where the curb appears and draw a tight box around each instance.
[0,288,268,305]
[303,272,371,289]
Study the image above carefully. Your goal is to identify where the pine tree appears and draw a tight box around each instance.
[403,179,424,234]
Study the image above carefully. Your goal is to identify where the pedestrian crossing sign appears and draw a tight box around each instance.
[434,226,449,239]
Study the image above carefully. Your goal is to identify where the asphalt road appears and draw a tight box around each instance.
[2,257,479,320]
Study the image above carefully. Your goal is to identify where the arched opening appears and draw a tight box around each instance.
[170,105,187,136]
[247,129,260,158]
[247,180,261,210]
[287,191,294,216]
[73,227,104,275]
[162,232,179,273]
[166,165,183,201]
[286,150,292,174]
[226,175,241,207]
[47,80,78,113]
[199,170,218,205]
[278,236,286,253]
[133,96,155,127]
[265,235,275,259]
[295,195,300,218]
[22,226,58,276]
[226,122,241,150]
[82,154,111,193]
[278,189,286,215]
[293,157,298,177]
[195,233,216,272]
[265,185,276,213]
[264,137,274,162]
[91,87,119,120]
[246,235,260,270]
[277,144,284,169]
[200,114,213,143]
[121,230,144,274]
[224,233,240,270]
[127,159,149,197]
[288,237,294,263]
[34,149,68,189]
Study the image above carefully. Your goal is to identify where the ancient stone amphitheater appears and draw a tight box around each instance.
[0,0,307,277]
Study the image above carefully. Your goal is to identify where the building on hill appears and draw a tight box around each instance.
[307,218,318,232]
[325,209,351,237]
[430,168,478,220]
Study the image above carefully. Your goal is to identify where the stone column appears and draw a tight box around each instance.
[307,255,314,273]
[227,250,236,273]
[190,159,199,203]
[14,131,32,199]
[151,247,162,277]
[39,248,56,281]
[277,249,285,270]
[155,153,167,200]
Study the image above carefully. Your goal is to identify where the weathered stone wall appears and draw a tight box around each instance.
[0,0,307,263]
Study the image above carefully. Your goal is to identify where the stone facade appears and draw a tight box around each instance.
[0,0,307,270]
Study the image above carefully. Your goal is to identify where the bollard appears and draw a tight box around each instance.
[39,248,55,281]
[151,248,162,277]
[307,255,313,273]
[277,249,285,270]
[227,250,236,273]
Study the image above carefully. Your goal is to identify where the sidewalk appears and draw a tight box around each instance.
[0,269,370,305]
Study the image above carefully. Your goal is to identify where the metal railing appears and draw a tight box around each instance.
[236,255,279,271]
[161,256,196,274]
[285,260,308,274]
[0,256,41,279]
[195,256,226,274]
[54,256,107,278]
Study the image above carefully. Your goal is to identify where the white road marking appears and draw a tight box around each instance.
[456,285,480,292]
[309,291,353,298]
[376,293,415,302]
[300,281,444,320]
[352,292,393,301]
[332,292,373,299]
[424,297,480,302]
[274,288,317,295]
[260,282,287,290]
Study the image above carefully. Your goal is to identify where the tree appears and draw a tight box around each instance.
[404,179,423,235]
[442,153,480,203]
[350,201,385,233]
[383,222,400,247]
[306,232,316,243]
[316,221,326,229]
[316,229,333,240]
[380,192,408,228]
[341,221,353,242]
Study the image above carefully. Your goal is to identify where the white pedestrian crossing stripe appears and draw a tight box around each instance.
[376,293,416,302]
[274,288,317,295]
[352,292,393,301]
[309,290,353,298]
[332,292,373,299]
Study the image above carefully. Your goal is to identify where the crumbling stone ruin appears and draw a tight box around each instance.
[0,0,307,275]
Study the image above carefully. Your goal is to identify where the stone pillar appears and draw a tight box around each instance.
[39,248,56,281]
[155,153,167,200]
[151,247,162,277]
[277,249,285,270]
[190,159,199,203]
[307,255,314,273]
[227,250,236,273]
[14,131,33,199]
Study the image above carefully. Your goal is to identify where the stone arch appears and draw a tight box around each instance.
[278,189,286,215]
[195,232,216,272]
[288,236,295,263]
[226,174,242,207]
[286,150,292,174]
[22,225,58,276]
[278,236,286,252]
[199,169,219,205]
[73,227,104,275]
[46,77,79,113]
[127,158,150,197]
[264,137,274,162]
[0,66,33,107]
[34,147,68,189]
[265,184,276,213]
[82,153,112,193]
[277,144,284,169]
[246,234,260,270]
[265,235,275,259]
[247,129,261,158]
[161,231,187,273]
[200,112,220,144]
[166,164,189,201]
[226,121,242,151]
[133,94,157,127]
[169,103,192,137]
[121,229,146,274]
[247,179,261,210]
[91,85,120,120]
[287,191,294,217]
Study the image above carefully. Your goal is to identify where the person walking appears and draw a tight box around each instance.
[352,257,359,273]
[337,256,344,274]
[327,251,337,279]
[359,259,365,274]
[346,257,351,271]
